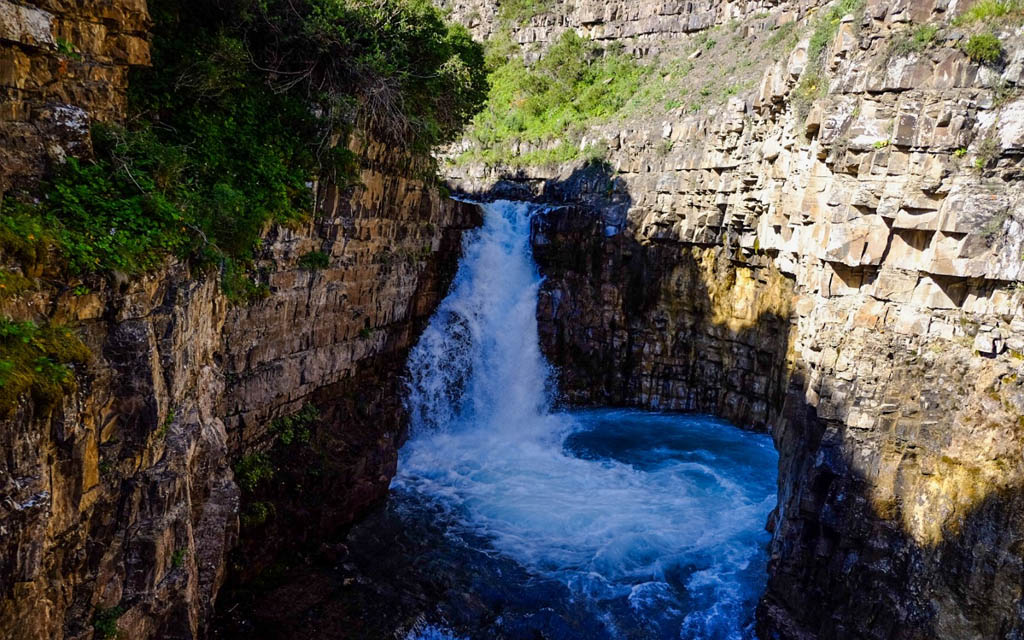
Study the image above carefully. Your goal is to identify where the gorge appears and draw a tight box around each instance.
[2,0,1024,638]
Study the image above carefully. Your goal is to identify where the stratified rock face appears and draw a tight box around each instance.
[533,198,794,429]
[0,136,477,640]
[0,0,151,193]
[442,0,1024,637]
[0,3,480,638]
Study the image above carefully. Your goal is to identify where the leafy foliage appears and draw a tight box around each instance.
[241,501,272,527]
[234,404,321,527]
[498,0,554,25]
[891,24,940,56]
[171,548,187,569]
[234,453,275,493]
[271,404,320,445]
[0,317,90,414]
[93,606,124,640]
[963,33,1004,63]
[0,0,486,303]
[298,251,331,271]
[0,270,34,299]
[232,0,488,148]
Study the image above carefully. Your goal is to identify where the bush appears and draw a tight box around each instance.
[234,453,274,493]
[891,24,939,56]
[93,606,124,640]
[241,501,272,527]
[230,0,488,148]
[271,404,320,445]
[498,0,554,24]
[0,0,486,304]
[171,548,187,569]
[963,33,1004,63]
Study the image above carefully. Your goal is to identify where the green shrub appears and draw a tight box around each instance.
[271,404,320,445]
[0,270,34,299]
[93,606,124,640]
[229,0,488,148]
[241,501,271,527]
[171,548,187,568]
[297,251,330,271]
[1,0,486,304]
[0,317,91,414]
[963,33,1003,63]
[498,0,554,24]
[234,453,274,492]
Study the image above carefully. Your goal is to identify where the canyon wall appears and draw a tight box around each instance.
[442,0,1024,637]
[0,2,478,638]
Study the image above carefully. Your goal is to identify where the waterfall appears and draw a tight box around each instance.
[405,199,554,435]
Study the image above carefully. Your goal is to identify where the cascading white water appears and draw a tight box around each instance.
[405,199,554,435]
[399,200,776,640]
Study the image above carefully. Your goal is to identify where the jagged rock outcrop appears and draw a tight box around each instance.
[442,0,1024,637]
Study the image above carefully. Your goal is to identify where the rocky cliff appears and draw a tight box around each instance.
[441,0,1024,637]
[0,2,479,638]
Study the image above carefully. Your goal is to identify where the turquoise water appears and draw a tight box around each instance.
[397,408,777,640]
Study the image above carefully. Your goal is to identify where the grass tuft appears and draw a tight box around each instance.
[891,24,940,56]
[953,0,1024,25]
[0,317,90,415]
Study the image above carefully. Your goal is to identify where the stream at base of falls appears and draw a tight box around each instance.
[400,407,777,640]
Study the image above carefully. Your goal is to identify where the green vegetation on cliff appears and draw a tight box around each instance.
[792,0,865,117]
[964,32,1005,63]
[0,0,486,299]
[453,17,794,169]
[498,0,555,25]
[235,403,321,527]
[0,318,91,415]
[457,31,647,167]
[954,0,1024,25]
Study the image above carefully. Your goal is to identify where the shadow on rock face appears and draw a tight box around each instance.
[759,365,1024,640]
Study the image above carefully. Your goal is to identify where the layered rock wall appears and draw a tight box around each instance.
[0,135,477,640]
[443,0,1024,636]
[1,3,483,638]
[0,0,150,194]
